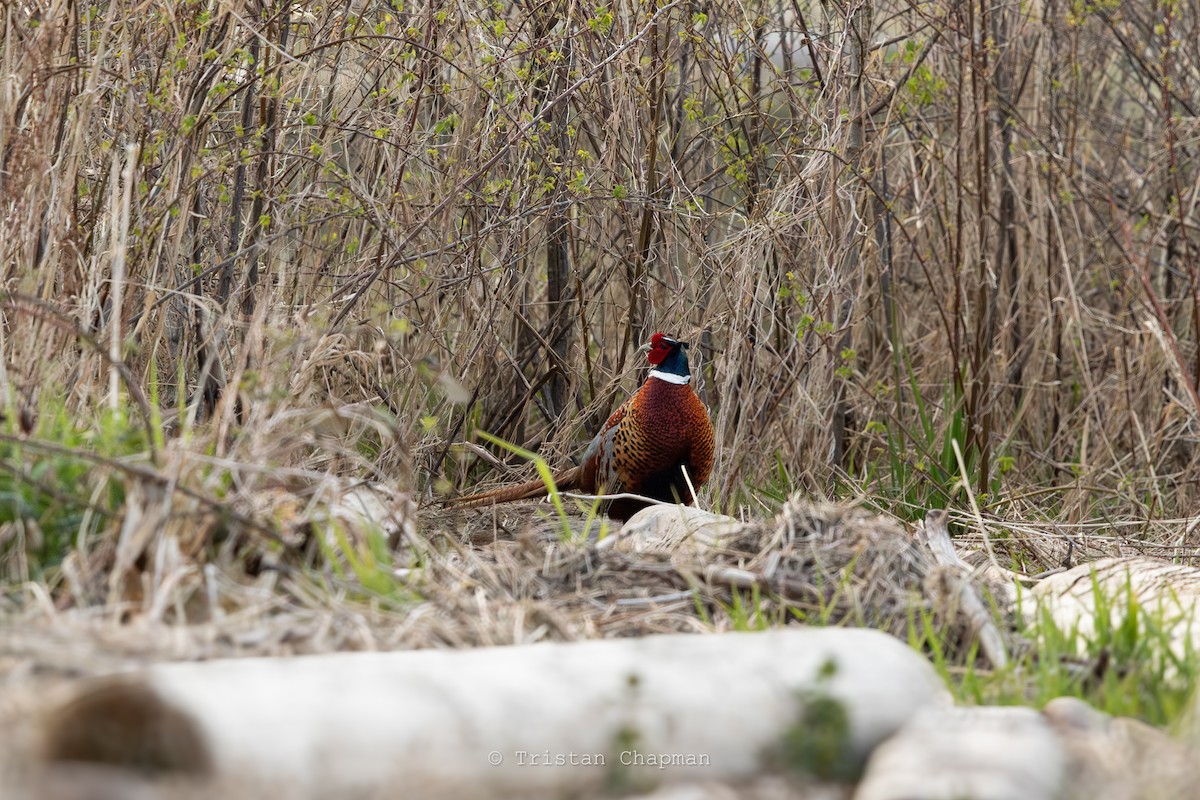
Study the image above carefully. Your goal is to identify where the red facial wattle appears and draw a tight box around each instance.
[647,332,671,366]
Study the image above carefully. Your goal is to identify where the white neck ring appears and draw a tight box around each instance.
[649,369,690,385]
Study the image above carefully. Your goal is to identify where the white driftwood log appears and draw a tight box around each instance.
[1024,556,1200,670]
[607,504,746,553]
[855,705,1067,800]
[40,628,947,798]
[1042,696,1194,800]
[918,511,1011,668]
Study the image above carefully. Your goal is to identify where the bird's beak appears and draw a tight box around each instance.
[639,342,652,352]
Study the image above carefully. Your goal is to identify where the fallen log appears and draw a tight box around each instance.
[856,705,1067,800]
[40,628,947,798]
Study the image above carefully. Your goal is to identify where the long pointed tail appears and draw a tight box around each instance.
[444,466,580,510]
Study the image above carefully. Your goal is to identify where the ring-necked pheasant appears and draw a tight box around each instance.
[447,333,715,521]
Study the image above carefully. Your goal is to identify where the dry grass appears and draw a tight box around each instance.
[2,498,937,663]
[0,497,948,797]
[4,0,1200,521]
[4,0,1200,785]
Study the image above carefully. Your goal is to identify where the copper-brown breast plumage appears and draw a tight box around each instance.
[579,376,714,520]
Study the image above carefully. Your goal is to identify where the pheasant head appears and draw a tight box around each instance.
[645,332,692,385]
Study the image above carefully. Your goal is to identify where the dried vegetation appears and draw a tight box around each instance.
[2,0,1200,746]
